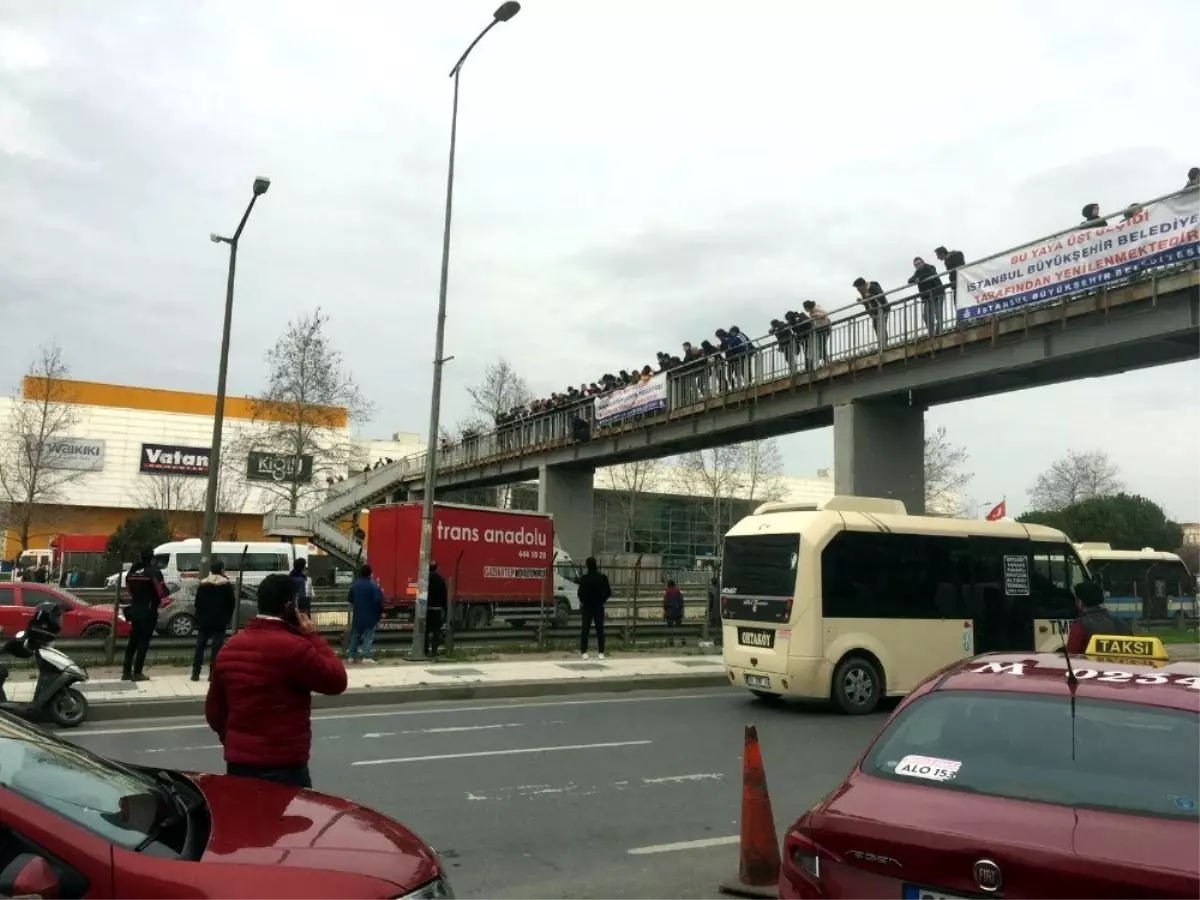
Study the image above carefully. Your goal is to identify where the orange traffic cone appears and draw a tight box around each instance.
[719,724,781,898]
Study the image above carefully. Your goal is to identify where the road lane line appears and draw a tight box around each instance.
[628,836,739,855]
[68,692,726,737]
[353,739,651,767]
[363,722,524,738]
[642,773,723,784]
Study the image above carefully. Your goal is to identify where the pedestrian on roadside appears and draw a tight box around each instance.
[290,557,311,614]
[1065,580,1131,654]
[205,573,347,789]
[347,564,383,664]
[578,557,612,660]
[122,547,168,682]
[663,579,685,646]
[426,561,448,658]
[191,559,235,682]
[707,577,721,636]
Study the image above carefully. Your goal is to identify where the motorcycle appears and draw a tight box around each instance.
[0,627,90,727]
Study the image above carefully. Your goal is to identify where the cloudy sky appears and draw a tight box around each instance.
[3,0,1198,520]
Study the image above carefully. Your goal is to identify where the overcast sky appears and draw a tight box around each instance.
[3,0,1198,521]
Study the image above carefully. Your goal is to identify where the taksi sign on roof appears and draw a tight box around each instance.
[140,444,210,477]
[39,437,105,471]
[246,451,314,484]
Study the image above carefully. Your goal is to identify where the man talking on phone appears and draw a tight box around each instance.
[205,573,347,788]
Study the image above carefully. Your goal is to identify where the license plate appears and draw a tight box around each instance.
[745,674,771,689]
[903,886,971,900]
[738,627,775,649]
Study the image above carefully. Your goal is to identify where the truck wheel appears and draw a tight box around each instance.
[554,599,570,627]
[465,606,489,631]
[508,619,526,629]
[832,655,882,715]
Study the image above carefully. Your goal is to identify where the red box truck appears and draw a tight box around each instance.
[366,502,579,629]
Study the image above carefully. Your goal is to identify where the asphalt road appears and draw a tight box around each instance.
[64,687,889,899]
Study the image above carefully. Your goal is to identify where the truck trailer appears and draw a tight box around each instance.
[366,502,579,629]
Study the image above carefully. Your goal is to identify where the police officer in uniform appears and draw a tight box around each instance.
[1065,580,1131,654]
[123,547,168,681]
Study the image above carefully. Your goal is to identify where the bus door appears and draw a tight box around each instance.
[1031,544,1086,651]
[966,537,1037,654]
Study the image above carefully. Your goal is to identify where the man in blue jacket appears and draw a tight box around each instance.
[347,564,384,664]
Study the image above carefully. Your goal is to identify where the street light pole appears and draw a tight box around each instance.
[199,177,271,579]
[411,2,521,660]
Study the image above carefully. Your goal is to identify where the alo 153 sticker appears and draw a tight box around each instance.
[895,755,961,782]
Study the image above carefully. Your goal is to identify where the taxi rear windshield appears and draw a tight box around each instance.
[861,690,1199,820]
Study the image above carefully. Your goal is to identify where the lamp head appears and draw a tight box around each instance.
[494,1,520,21]
[252,176,271,196]
[210,233,224,243]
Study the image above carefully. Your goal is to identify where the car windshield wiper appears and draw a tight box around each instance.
[133,770,197,852]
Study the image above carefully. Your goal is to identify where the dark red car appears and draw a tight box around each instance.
[0,711,451,898]
[780,643,1200,899]
[0,583,131,639]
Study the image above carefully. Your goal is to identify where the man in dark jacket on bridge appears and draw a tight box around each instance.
[206,573,347,788]
[192,559,235,681]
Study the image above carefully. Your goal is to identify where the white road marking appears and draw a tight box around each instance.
[628,835,740,855]
[642,773,723,784]
[363,723,525,739]
[463,772,725,801]
[67,692,725,738]
[353,739,652,767]
[140,743,223,754]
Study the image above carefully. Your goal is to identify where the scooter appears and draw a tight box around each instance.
[0,627,90,728]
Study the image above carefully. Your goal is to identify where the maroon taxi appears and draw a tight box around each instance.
[0,710,451,898]
[780,639,1199,899]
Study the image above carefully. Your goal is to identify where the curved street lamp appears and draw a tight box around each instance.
[411,4,521,659]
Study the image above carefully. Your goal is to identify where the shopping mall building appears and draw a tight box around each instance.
[0,376,419,560]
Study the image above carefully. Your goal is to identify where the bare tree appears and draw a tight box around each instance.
[672,447,746,553]
[1028,449,1124,511]
[604,459,662,551]
[0,345,93,551]
[741,439,786,504]
[243,308,371,514]
[924,426,972,515]
[467,358,532,424]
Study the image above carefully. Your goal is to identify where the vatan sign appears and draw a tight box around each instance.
[39,437,105,471]
[593,373,668,427]
[957,192,1200,321]
[246,451,314,484]
[140,443,210,477]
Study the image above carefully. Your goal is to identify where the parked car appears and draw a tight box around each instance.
[154,582,258,638]
[0,583,132,639]
[103,562,133,588]
[0,709,452,898]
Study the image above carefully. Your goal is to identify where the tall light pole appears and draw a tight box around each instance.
[198,176,271,578]
[411,2,521,659]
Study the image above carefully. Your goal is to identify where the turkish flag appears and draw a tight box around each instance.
[986,500,1006,521]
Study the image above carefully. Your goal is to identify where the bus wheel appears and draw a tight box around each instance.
[832,656,881,715]
[750,690,781,702]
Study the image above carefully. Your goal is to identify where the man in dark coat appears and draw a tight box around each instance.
[123,547,168,682]
[907,256,946,337]
[1065,580,1131,654]
[577,557,612,659]
[426,561,448,658]
[347,564,384,663]
[934,245,967,311]
[192,559,236,681]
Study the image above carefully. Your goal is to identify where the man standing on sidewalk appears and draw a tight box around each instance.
[191,559,235,681]
[426,561,448,658]
[206,573,347,788]
[578,557,612,660]
[122,547,168,682]
[347,564,383,664]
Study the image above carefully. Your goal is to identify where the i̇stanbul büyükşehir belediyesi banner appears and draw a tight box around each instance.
[956,192,1199,322]
[593,373,669,427]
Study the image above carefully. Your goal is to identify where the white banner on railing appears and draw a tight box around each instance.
[594,374,668,426]
[957,192,1200,321]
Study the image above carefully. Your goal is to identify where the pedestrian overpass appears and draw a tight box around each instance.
[267,248,1199,566]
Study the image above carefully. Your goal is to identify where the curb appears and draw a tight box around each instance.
[81,672,733,722]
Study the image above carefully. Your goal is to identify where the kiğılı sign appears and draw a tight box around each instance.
[246,451,314,483]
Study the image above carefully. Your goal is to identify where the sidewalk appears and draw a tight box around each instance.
[15,652,729,722]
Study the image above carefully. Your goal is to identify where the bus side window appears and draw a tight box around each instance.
[1032,546,1076,620]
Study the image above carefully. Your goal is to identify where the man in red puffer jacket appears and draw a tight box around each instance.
[205,573,347,788]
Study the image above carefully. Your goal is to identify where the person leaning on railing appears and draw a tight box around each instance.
[801,301,830,365]
[853,277,889,346]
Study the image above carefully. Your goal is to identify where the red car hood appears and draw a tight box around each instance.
[190,772,441,890]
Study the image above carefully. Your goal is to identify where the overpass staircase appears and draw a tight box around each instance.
[263,454,424,567]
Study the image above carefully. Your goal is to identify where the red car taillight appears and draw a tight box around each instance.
[781,826,833,899]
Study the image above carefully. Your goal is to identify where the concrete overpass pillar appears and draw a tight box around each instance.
[538,465,595,561]
[833,399,926,515]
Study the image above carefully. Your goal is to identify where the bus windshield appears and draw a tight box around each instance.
[721,534,798,623]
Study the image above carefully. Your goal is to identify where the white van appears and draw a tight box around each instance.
[152,540,310,587]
